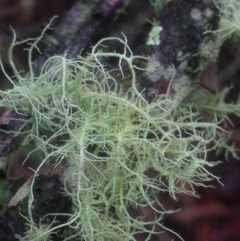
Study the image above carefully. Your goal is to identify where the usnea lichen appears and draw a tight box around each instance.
[212,0,240,42]
[189,87,240,159]
[0,23,222,241]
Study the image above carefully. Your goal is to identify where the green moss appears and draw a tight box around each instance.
[0,23,222,241]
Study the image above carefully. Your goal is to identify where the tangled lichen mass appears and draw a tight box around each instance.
[0,24,221,241]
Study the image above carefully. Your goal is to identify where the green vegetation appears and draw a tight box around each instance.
[0,23,225,241]
[189,87,240,159]
[212,0,240,41]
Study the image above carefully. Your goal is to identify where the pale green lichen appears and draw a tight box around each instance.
[0,23,222,241]
[146,25,163,46]
[189,87,240,159]
[212,0,240,42]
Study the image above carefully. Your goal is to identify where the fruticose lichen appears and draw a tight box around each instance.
[0,23,222,241]
[189,86,240,159]
[212,0,240,42]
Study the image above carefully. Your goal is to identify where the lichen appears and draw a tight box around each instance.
[189,86,240,159]
[211,0,240,42]
[146,25,163,46]
[0,23,222,241]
